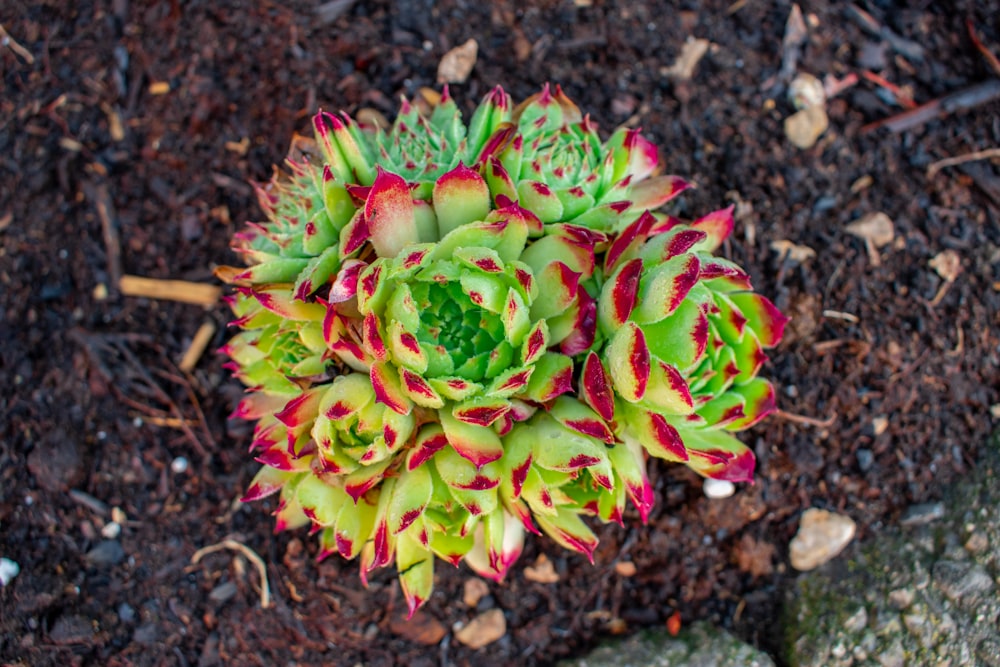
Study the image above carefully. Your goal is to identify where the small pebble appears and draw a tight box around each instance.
[856,448,874,472]
[209,581,238,602]
[788,72,826,109]
[101,522,122,539]
[170,456,189,474]
[784,106,829,149]
[789,508,856,571]
[117,602,136,623]
[84,540,125,567]
[0,557,20,586]
[454,609,507,649]
[703,478,736,499]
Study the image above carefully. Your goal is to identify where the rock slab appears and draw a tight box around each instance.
[560,622,774,667]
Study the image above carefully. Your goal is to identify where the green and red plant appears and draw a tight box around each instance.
[218,85,787,615]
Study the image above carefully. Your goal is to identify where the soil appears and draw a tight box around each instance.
[2,1,999,666]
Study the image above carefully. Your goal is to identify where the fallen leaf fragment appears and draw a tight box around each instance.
[463,577,490,608]
[664,37,710,81]
[437,38,478,84]
[455,609,507,649]
[390,611,447,645]
[523,553,560,583]
[771,239,816,263]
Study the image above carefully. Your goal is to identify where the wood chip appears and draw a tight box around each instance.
[872,415,889,436]
[437,38,478,84]
[664,38,711,81]
[119,275,221,307]
[523,553,560,583]
[454,609,507,649]
[148,81,171,95]
[463,577,490,607]
[178,320,217,373]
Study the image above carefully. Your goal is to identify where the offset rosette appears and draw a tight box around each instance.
[483,83,690,232]
[585,208,788,482]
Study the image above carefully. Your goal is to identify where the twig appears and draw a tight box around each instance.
[860,70,916,109]
[967,19,1000,78]
[83,182,123,296]
[774,409,837,428]
[862,79,1000,134]
[191,539,271,609]
[119,274,222,307]
[926,147,1000,177]
[0,23,35,64]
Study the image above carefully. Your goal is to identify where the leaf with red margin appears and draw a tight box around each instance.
[695,391,748,429]
[369,360,412,415]
[627,407,689,462]
[433,163,492,237]
[598,258,643,335]
[639,228,707,264]
[690,205,735,252]
[498,422,534,500]
[439,409,504,468]
[727,293,788,348]
[328,259,367,303]
[604,211,655,274]
[633,253,701,323]
[529,261,580,321]
[452,397,512,427]
[241,466,299,502]
[607,438,655,523]
[679,427,756,483]
[641,299,710,373]
[397,529,435,618]
[365,168,417,258]
[557,285,596,357]
[535,508,598,563]
[296,473,349,527]
[406,425,450,471]
[400,368,444,408]
[580,352,615,421]
[723,378,777,431]
[628,174,692,212]
[641,360,695,416]
[604,321,650,403]
[388,465,433,535]
[519,352,574,403]
[549,396,615,444]
[339,210,371,259]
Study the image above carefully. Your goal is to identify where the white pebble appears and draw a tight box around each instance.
[703,478,736,499]
[790,508,856,571]
[170,456,189,474]
[0,558,20,586]
[101,522,122,539]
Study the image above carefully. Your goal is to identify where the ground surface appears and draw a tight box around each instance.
[2,1,999,665]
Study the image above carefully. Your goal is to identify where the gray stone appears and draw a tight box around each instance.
[84,540,125,566]
[560,622,774,667]
[783,441,1000,667]
[932,560,994,604]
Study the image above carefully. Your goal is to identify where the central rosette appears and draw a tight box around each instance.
[410,281,507,381]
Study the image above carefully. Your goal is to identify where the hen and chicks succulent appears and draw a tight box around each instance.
[218,85,787,615]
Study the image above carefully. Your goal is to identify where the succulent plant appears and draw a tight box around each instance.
[219,84,787,615]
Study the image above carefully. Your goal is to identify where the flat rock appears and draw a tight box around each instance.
[789,509,856,571]
[26,427,84,492]
[559,622,774,667]
[784,106,828,149]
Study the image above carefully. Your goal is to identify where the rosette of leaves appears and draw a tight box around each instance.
[220,85,786,615]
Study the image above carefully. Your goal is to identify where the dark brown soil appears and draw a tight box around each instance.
[2,1,999,665]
